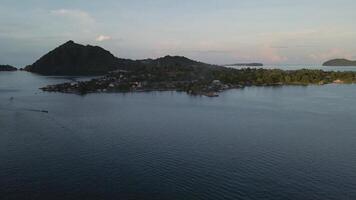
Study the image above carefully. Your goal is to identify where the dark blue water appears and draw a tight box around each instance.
[1,71,356,200]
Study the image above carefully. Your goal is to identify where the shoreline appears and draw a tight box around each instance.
[40,79,353,97]
[39,68,356,97]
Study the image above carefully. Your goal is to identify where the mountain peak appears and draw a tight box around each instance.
[62,40,75,45]
[66,40,75,44]
[25,41,121,75]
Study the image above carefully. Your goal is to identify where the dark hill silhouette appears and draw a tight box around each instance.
[25,41,220,75]
[25,40,137,75]
[0,65,17,71]
[139,55,220,71]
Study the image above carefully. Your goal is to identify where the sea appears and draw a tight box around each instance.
[1,65,356,200]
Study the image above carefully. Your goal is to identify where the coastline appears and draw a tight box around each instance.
[39,68,356,97]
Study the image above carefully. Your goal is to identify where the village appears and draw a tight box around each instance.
[41,70,244,97]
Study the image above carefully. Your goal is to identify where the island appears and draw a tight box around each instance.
[27,41,356,97]
[225,63,263,67]
[41,67,356,97]
[323,59,356,66]
[0,65,17,71]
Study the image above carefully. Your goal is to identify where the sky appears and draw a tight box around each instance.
[1,0,356,67]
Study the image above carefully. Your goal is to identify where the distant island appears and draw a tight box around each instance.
[225,63,263,67]
[323,59,356,66]
[25,41,356,97]
[0,65,17,71]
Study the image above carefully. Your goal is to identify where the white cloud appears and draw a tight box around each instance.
[50,9,95,24]
[96,35,111,42]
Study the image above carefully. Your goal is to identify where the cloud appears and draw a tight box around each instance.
[259,29,318,40]
[50,9,95,24]
[260,46,288,63]
[96,35,112,42]
[270,46,289,49]
[228,44,288,64]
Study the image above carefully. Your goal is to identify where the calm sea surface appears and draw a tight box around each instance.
[229,64,356,72]
[1,70,356,200]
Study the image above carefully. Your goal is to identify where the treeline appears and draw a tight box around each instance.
[213,68,356,85]
[0,65,17,71]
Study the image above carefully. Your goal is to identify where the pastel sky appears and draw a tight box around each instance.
[1,0,356,67]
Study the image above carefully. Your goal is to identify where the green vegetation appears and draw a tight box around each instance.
[213,68,356,85]
[42,67,356,97]
[323,59,356,66]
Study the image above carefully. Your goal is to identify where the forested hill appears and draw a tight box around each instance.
[24,41,221,76]
[323,59,356,66]
[0,65,17,71]
[25,41,131,75]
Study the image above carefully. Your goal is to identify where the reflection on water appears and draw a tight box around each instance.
[1,71,356,200]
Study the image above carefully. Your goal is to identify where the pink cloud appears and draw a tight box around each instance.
[96,35,112,42]
[230,45,288,64]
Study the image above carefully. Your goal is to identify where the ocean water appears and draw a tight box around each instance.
[1,71,356,200]
[228,64,356,72]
